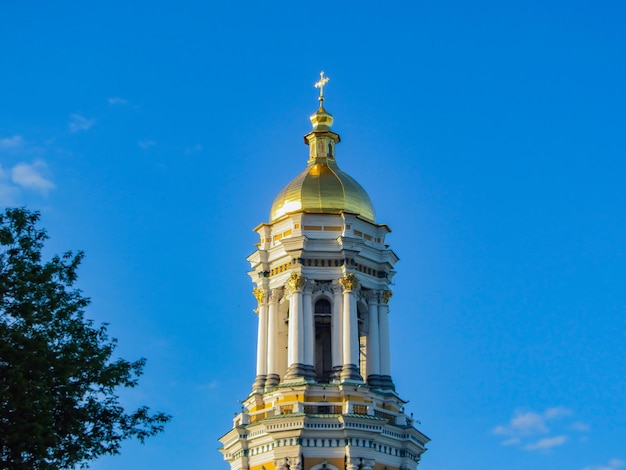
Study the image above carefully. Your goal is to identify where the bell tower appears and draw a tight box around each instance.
[219,73,429,470]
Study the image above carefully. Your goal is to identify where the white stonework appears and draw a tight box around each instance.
[220,92,429,470]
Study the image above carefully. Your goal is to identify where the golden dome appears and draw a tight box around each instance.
[270,159,376,222]
[269,100,375,223]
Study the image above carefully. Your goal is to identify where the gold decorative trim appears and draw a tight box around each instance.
[287,272,305,290]
[340,273,359,291]
[383,289,393,303]
[269,261,294,276]
[252,287,266,304]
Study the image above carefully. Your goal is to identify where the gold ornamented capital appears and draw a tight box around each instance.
[252,287,266,304]
[286,272,305,291]
[340,273,359,291]
[382,289,393,303]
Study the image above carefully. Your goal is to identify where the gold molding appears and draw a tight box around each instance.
[252,287,265,304]
[286,272,305,291]
[340,273,359,291]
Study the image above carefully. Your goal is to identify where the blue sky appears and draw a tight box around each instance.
[1,1,625,469]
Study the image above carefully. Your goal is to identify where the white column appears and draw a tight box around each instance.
[302,282,315,377]
[367,291,381,380]
[288,288,303,366]
[346,457,360,470]
[266,289,280,386]
[331,283,343,374]
[255,290,268,376]
[379,290,392,380]
[252,288,268,390]
[340,273,362,381]
[286,273,305,378]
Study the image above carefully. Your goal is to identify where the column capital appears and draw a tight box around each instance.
[303,279,315,294]
[287,457,302,470]
[382,289,393,304]
[252,287,267,304]
[269,287,282,303]
[286,272,306,292]
[340,273,359,292]
[362,459,376,470]
[364,289,381,304]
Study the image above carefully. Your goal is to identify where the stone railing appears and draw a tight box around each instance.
[233,400,408,427]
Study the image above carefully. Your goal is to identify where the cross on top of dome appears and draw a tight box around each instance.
[314,71,330,105]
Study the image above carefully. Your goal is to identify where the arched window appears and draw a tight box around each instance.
[314,298,332,382]
[315,299,331,314]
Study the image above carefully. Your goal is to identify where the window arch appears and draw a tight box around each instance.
[314,297,332,382]
[315,298,331,314]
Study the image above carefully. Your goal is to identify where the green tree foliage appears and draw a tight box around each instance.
[0,208,170,469]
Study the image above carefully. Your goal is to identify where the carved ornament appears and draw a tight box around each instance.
[252,287,266,304]
[340,273,359,291]
[286,272,305,291]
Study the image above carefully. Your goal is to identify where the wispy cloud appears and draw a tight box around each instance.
[0,165,20,205]
[570,421,591,432]
[68,113,95,133]
[544,407,573,419]
[501,437,521,446]
[0,160,54,205]
[138,140,156,150]
[583,459,626,470]
[525,435,568,451]
[184,144,203,155]
[11,160,55,194]
[0,135,24,151]
[108,96,127,105]
[493,407,587,453]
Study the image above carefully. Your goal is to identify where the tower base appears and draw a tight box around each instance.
[340,364,363,382]
[284,363,316,380]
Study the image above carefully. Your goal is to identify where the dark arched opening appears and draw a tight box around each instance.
[314,299,332,382]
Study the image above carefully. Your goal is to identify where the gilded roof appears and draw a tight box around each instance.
[270,159,375,222]
[269,96,375,223]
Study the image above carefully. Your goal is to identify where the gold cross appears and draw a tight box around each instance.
[314,71,330,103]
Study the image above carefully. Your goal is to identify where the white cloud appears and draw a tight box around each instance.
[108,97,127,105]
[0,161,54,205]
[493,410,552,437]
[544,407,573,419]
[0,166,20,205]
[0,135,24,151]
[511,411,549,435]
[501,437,521,446]
[68,113,95,133]
[11,160,55,194]
[138,140,156,150]
[570,421,590,432]
[493,407,580,451]
[583,459,626,470]
[525,435,568,451]
[0,182,20,206]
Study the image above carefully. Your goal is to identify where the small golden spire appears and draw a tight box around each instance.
[314,71,330,106]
